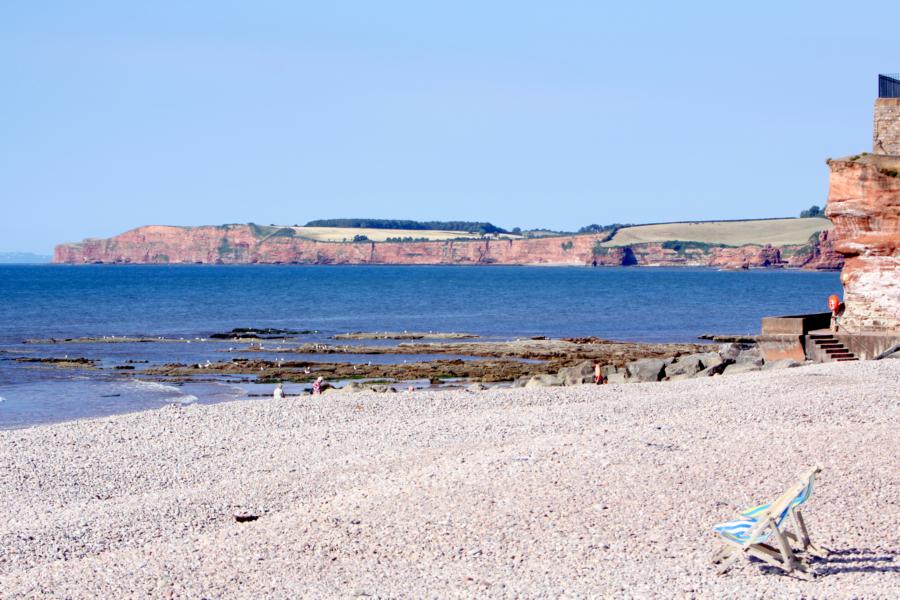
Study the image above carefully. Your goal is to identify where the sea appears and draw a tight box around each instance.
[0,264,841,428]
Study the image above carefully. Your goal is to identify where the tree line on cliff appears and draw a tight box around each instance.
[799,205,824,218]
[305,219,507,234]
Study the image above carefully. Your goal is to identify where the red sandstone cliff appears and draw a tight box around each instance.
[54,225,603,266]
[54,224,841,270]
[826,154,900,332]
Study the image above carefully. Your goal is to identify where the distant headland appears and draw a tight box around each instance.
[53,215,841,270]
[0,252,52,264]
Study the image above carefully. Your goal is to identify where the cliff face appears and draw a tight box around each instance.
[54,225,603,266]
[54,224,841,269]
[592,238,840,269]
[826,154,900,333]
[779,230,845,270]
[592,243,782,268]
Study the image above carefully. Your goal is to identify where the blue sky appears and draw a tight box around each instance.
[1,2,897,253]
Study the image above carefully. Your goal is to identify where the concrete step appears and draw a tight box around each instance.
[806,332,859,363]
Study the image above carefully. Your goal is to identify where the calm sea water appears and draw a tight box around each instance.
[0,265,840,427]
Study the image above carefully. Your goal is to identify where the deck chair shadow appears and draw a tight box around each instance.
[711,466,827,580]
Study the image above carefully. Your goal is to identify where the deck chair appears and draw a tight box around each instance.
[733,466,827,558]
[710,467,825,579]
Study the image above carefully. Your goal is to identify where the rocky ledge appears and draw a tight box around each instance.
[332,331,478,340]
[137,338,707,387]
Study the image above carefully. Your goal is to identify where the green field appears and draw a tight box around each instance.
[601,217,831,247]
[247,217,832,246]
[291,227,519,242]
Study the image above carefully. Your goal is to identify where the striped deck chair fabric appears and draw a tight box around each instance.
[710,466,826,579]
[737,472,816,520]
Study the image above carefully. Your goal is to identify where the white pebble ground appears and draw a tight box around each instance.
[1,360,898,598]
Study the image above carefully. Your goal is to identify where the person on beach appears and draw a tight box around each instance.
[273,383,284,400]
[828,294,843,333]
[593,363,605,385]
[312,376,323,395]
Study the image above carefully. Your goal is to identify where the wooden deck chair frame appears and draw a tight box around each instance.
[712,512,813,580]
[711,467,826,580]
[783,505,828,559]
[732,467,828,558]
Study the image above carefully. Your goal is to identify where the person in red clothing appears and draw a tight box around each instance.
[312,376,323,395]
[593,362,605,384]
[828,294,843,333]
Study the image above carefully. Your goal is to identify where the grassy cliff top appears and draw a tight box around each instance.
[601,217,831,247]
[291,226,520,242]
[248,218,831,246]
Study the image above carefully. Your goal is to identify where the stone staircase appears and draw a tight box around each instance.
[809,333,859,362]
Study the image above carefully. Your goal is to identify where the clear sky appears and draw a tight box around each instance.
[1,2,897,253]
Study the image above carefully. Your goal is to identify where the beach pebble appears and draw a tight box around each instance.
[0,360,896,597]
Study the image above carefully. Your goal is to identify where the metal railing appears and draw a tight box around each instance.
[879,73,900,98]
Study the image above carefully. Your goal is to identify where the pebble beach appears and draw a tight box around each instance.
[1,360,898,598]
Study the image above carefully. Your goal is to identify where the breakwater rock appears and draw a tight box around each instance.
[513,342,791,388]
